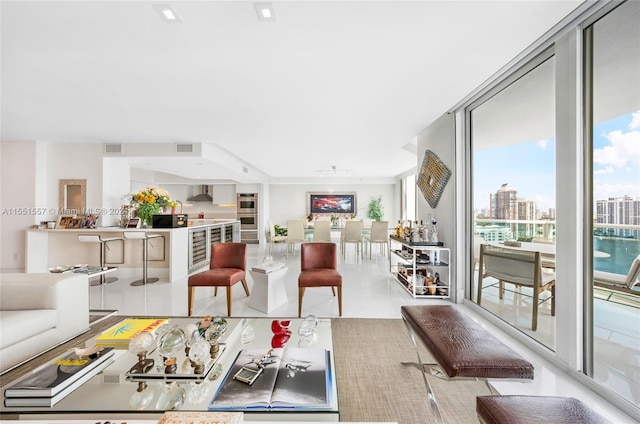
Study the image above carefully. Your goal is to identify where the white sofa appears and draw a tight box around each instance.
[0,273,90,374]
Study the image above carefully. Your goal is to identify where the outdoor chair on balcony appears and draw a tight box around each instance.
[531,237,556,270]
[477,244,556,331]
[594,254,640,296]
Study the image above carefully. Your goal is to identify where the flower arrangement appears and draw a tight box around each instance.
[131,186,175,226]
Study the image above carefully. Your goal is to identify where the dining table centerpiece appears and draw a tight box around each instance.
[131,186,175,227]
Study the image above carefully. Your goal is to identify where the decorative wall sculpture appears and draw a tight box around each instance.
[417,149,451,209]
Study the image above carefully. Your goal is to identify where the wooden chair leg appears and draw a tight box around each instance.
[188,286,194,316]
[331,287,336,296]
[226,286,232,317]
[241,278,250,296]
[337,286,342,316]
[214,287,218,296]
[532,287,539,331]
[298,287,305,317]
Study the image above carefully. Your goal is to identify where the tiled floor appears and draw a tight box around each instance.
[89,242,638,423]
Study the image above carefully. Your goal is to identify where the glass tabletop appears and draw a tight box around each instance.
[0,317,338,420]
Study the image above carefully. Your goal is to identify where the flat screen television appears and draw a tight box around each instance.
[308,193,356,214]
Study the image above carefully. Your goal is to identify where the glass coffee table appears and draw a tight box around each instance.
[0,317,338,422]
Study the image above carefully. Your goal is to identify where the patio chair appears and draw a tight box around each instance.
[477,244,556,331]
[531,237,556,270]
[594,254,640,296]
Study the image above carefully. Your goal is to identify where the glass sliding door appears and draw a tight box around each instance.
[470,51,557,349]
[587,0,640,408]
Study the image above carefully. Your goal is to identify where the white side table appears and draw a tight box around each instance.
[248,266,289,313]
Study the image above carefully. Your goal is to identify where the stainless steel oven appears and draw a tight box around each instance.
[237,214,257,230]
[237,193,258,214]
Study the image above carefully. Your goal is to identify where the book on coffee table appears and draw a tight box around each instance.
[95,317,169,348]
[3,356,114,407]
[209,347,332,411]
[4,347,115,406]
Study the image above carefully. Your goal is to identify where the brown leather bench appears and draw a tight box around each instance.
[400,305,534,423]
[477,395,611,424]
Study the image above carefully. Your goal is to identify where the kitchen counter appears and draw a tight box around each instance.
[25,220,240,283]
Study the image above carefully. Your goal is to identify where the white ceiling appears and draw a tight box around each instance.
[1,1,584,184]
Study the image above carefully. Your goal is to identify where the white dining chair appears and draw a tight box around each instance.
[268,219,287,254]
[364,220,389,259]
[286,220,306,257]
[342,220,363,259]
[312,220,332,242]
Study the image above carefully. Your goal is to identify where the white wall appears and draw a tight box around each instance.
[48,143,104,218]
[268,184,397,228]
[416,113,456,299]
[1,141,39,271]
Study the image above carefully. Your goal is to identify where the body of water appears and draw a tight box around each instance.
[594,237,640,278]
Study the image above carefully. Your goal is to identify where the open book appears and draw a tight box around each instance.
[209,347,332,410]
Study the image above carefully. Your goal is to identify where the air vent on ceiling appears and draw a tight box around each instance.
[104,143,122,153]
[175,143,194,153]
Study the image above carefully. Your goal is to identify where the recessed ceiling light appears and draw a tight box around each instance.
[153,4,182,23]
[254,3,276,22]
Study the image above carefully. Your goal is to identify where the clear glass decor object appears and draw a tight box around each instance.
[188,338,211,374]
[156,382,186,411]
[129,332,156,356]
[157,327,186,358]
[298,314,318,337]
[241,324,255,344]
[157,326,186,374]
[128,332,156,374]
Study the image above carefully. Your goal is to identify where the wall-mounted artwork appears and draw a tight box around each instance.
[417,149,451,209]
[307,192,356,214]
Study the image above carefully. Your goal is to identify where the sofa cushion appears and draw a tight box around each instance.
[0,309,57,349]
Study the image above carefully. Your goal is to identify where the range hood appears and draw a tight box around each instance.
[187,185,213,202]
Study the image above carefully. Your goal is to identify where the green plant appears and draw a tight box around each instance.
[367,196,384,221]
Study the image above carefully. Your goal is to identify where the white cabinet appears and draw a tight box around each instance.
[211,184,236,205]
[389,235,450,299]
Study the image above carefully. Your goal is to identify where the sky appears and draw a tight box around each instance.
[473,110,640,213]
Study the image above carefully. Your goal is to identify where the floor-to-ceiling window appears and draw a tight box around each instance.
[586,0,640,409]
[469,51,557,349]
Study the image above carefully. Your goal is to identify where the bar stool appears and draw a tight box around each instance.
[77,234,124,286]
[123,231,163,286]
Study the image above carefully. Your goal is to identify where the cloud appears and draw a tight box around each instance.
[594,166,614,175]
[629,110,640,130]
[593,182,640,200]
[593,128,640,168]
[536,139,549,150]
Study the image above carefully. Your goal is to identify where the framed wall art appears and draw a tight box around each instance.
[307,192,356,215]
[417,149,451,209]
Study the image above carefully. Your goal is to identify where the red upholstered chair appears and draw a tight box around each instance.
[188,242,249,316]
[298,242,342,317]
